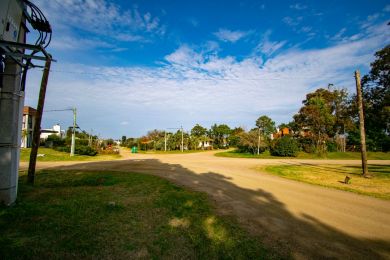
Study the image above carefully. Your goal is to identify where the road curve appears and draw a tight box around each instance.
[19,150,390,259]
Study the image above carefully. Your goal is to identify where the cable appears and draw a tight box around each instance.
[23,0,52,48]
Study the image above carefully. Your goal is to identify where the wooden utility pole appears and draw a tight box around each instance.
[354,70,369,177]
[28,57,52,184]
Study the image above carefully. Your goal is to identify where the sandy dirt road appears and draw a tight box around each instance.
[20,150,390,259]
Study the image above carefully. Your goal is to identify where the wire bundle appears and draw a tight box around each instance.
[23,0,52,48]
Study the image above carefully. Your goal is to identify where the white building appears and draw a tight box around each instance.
[40,124,65,140]
[21,106,37,148]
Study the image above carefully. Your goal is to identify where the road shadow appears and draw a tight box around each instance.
[39,159,390,259]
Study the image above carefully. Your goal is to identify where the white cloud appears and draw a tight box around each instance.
[282,16,303,27]
[255,31,287,56]
[24,23,389,138]
[33,0,164,46]
[290,3,307,10]
[214,29,250,43]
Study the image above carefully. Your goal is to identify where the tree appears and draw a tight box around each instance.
[294,87,352,154]
[121,135,126,145]
[255,115,276,139]
[191,124,207,137]
[360,45,390,151]
[210,124,231,148]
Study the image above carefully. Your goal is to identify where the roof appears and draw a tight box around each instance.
[23,106,37,116]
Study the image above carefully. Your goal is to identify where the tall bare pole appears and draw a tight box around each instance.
[28,57,52,184]
[257,127,261,155]
[355,70,369,177]
[181,126,184,152]
[164,131,167,152]
[70,107,76,156]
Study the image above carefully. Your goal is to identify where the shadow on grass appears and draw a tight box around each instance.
[5,159,390,259]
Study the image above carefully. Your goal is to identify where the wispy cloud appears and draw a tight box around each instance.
[254,30,287,57]
[34,0,165,47]
[214,28,250,43]
[289,3,307,10]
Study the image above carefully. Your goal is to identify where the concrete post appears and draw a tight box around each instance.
[0,58,24,205]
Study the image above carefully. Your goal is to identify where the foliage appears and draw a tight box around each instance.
[256,115,276,139]
[46,134,66,147]
[54,145,97,156]
[270,136,299,157]
[359,45,390,151]
[210,124,231,148]
[293,87,351,154]
[237,130,266,154]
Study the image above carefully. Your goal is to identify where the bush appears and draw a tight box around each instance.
[54,145,97,156]
[271,136,299,157]
[76,145,98,156]
[47,134,66,147]
[326,140,337,152]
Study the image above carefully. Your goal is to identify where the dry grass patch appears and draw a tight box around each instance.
[262,164,390,199]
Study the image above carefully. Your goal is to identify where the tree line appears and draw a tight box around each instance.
[122,45,389,155]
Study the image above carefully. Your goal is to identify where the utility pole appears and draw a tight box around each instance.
[70,107,76,156]
[355,70,369,177]
[28,57,52,184]
[164,131,167,152]
[181,126,184,152]
[257,127,261,155]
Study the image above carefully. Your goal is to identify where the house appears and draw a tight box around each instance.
[198,138,213,150]
[40,124,65,140]
[21,106,37,148]
[272,127,290,139]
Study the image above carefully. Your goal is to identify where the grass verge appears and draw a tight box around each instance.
[216,150,390,160]
[262,164,390,200]
[0,170,278,259]
[20,148,121,162]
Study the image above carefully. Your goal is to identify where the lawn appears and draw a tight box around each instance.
[138,149,209,154]
[20,148,121,162]
[262,164,390,200]
[0,170,277,259]
[216,150,390,160]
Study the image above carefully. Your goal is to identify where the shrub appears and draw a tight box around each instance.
[54,145,97,156]
[326,140,337,152]
[76,145,98,156]
[271,136,299,157]
[47,134,66,147]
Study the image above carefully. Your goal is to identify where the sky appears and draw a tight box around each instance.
[25,0,390,138]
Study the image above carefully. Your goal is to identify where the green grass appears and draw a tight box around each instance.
[0,170,278,259]
[216,150,390,160]
[138,149,210,154]
[262,164,390,199]
[20,148,121,162]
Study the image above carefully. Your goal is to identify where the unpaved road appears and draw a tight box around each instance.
[20,150,390,259]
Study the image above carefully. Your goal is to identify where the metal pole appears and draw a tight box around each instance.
[257,127,260,155]
[70,107,76,156]
[28,57,52,184]
[181,126,184,152]
[164,131,167,152]
[355,70,369,177]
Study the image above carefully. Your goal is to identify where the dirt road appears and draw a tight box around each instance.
[20,150,390,259]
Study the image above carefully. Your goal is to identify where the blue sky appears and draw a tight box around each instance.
[25,0,390,138]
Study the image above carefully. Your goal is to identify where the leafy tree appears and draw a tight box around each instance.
[294,87,351,154]
[191,124,207,137]
[255,115,276,139]
[237,130,267,154]
[121,135,126,145]
[270,136,299,157]
[359,45,390,151]
[210,124,231,148]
